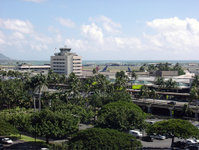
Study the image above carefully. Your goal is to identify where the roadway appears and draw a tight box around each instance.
[132,98,198,110]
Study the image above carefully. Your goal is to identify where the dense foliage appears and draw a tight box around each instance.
[31,109,79,143]
[0,108,33,133]
[97,101,146,130]
[49,102,94,123]
[147,119,199,147]
[69,128,142,150]
[0,117,18,136]
[0,79,31,109]
[142,62,185,75]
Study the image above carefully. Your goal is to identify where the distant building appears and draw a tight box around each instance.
[151,70,178,77]
[50,47,82,76]
[188,66,199,75]
[16,64,50,71]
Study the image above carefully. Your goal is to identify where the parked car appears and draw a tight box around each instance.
[186,145,199,150]
[186,139,198,145]
[150,134,166,140]
[142,136,153,142]
[129,130,143,138]
[172,141,187,149]
[1,138,13,144]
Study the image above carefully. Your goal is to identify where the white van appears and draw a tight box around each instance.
[129,130,143,138]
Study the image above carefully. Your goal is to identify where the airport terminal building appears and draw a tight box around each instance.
[50,47,82,76]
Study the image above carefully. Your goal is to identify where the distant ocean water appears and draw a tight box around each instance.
[16,60,199,65]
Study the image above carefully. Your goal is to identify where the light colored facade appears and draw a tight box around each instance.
[50,47,82,76]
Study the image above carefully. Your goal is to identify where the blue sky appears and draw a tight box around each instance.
[0,0,199,60]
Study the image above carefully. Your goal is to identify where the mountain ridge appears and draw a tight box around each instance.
[0,53,11,60]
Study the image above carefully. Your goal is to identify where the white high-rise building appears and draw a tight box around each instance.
[50,47,82,76]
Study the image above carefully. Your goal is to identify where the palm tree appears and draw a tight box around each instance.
[190,86,199,106]
[67,72,82,104]
[150,89,158,104]
[130,71,137,88]
[154,77,165,89]
[115,71,129,91]
[192,75,199,87]
[139,85,150,99]
[92,68,97,74]
[165,78,177,90]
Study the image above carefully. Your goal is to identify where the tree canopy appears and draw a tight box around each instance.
[31,109,79,143]
[0,118,18,136]
[97,101,146,130]
[146,119,199,147]
[69,128,142,150]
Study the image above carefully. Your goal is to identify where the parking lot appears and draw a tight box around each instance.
[141,138,173,149]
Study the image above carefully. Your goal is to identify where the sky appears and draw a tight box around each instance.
[0,0,199,60]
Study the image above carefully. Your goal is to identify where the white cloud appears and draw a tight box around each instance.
[145,17,199,53]
[57,18,75,28]
[23,0,46,3]
[99,16,121,34]
[65,39,87,50]
[0,18,55,52]
[82,23,104,44]
[0,18,33,34]
[90,16,121,34]
[1,16,199,60]
[63,17,199,60]
[12,32,25,40]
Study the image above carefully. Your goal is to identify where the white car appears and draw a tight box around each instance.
[150,134,166,140]
[185,138,199,144]
[2,138,13,144]
[129,130,143,138]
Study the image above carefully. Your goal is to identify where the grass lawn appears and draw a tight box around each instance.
[11,134,44,142]
[20,135,44,142]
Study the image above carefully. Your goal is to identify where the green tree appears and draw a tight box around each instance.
[114,71,129,91]
[50,103,94,124]
[47,69,61,84]
[130,71,137,88]
[139,85,150,98]
[92,68,97,74]
[148,64,156,72]
[192,75,199,87]
[69,128,142,150]
[31,109,79,143]
[139,66,145,72]
[173,63,185,75]
[190,85,199,110]
[0,79,30,109]
[154,77,165,89]
[150,89,158,103]
[165,78,177,89]
[0,108,32,137]
[67,72,82,104]
[97,101,146,130]
[146,119,199,148]
[0,118,18,136]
